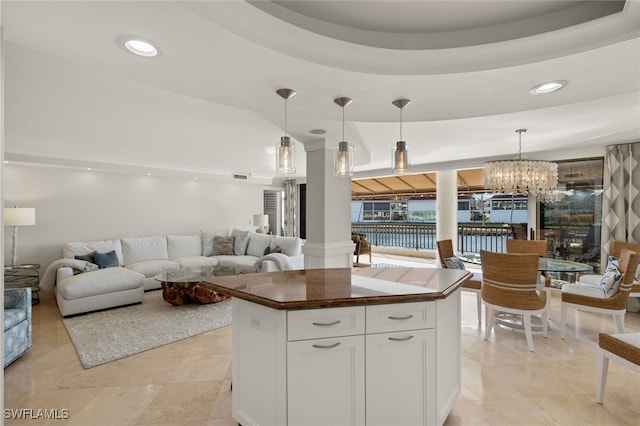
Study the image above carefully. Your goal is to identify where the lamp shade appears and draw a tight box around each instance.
[252,214,269,227]
[4,207,36,226]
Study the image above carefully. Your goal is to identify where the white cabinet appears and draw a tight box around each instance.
[287,306,365,425]
[231,290,461,426]
[288,335,365,426]
[366,328,435,425]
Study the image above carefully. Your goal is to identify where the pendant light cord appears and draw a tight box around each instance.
[342,106,345,140]
[399,107,403,141]
[284,99,288,137]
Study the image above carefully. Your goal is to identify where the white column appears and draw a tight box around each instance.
[302,138,354,269]
[436,170,458,254]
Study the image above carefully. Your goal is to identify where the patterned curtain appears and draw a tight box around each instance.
[601,143,640,264]
[283,179,297,237]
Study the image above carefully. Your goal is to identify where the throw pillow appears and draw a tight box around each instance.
[75,252,96,264]
[599,268,623,297]
[271,245,283,254]
[263,246,272,256]
[231,229,252,256]
[213,236,235,256]
[94,250,119,269]
[201,229,228,257]
[444,256,466,270]
[604,256,620,273]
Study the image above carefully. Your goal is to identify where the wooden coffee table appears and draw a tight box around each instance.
[154,265,238,306]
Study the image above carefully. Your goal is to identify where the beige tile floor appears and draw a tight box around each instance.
[4,253,640,425]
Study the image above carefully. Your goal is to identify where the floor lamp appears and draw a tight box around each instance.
[4,207,36,267]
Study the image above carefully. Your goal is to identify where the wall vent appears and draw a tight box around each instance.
[233,173,250,181]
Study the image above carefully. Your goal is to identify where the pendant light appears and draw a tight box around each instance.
[392,99,411,174]
[334,97,353,177]
[276,88,296,174]
[484,129,558,197]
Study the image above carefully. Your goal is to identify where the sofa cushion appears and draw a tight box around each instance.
[126,260,180,278]
[174,256,219,269]
[213,236,235,256]
[57,268,144,300]
[64,240,124,266]
[167,235,202,259]
[201,229,229,257]
[247,233,274,257]
[122,236,169,265]
[4,309,26,331]
[272,236,302,257]
[231,229,252,256]
[213,255,260,274]
[95,250,119,269]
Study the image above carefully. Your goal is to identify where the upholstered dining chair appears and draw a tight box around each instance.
[505,239,551,285]
[596,332,640,404]
[577,241,640,300]
[480,250,547,352]
[436,239,482,325]
[506,239,552,321]
[561,248,640,338]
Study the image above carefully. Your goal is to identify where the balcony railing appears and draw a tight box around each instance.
[351,222,513,254]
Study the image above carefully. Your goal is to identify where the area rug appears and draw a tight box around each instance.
[62,290,232,369]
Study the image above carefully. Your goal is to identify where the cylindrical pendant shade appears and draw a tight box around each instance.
[277,136,296,174]
[393,141,410,174]
[335,141,353,177]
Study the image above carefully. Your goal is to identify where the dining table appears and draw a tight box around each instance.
[459,253,594,331]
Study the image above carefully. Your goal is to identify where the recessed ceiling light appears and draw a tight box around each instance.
[146,173,151,176]
[529,80,568,95]
[116,35,160,57]
[310,129,326,135]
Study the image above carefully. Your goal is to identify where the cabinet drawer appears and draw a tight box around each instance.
[288,306,365,341]
[366,301,435,334]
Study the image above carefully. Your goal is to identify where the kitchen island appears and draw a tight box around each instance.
[204,266,470,426]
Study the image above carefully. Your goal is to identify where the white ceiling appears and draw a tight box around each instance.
[2,1,640,185]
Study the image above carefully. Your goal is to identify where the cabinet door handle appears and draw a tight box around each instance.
[312,342,341,349]
[312,320,341,327]
[388,314,413,320]
[388,335,414,342]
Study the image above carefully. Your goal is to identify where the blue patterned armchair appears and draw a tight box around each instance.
[4,287,32,367]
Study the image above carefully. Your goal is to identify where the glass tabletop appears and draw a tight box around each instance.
[459,253,592,273]
[538,258,593,273]
[154,264,239,283]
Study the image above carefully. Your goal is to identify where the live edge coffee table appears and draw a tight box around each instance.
[154,265,238,306]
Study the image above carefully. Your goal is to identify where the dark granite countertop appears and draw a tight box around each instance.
[202,267,470,310]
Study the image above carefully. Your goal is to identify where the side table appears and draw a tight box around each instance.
[4,264,41,305]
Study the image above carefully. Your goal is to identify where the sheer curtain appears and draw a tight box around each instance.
[601,142,640,263]
[283,179,297,237]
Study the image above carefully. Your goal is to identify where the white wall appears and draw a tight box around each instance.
[3,164,263,272]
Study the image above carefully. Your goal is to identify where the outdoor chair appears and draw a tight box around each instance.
[480,250,547,352]
[436,239,482,325]
[352,233,372,264]
[596,332,640,404]
[561,248,640,338]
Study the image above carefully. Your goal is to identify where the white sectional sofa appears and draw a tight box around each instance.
[53,231,304,317]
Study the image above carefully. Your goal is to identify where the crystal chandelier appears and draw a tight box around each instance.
[484,129,558,197]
